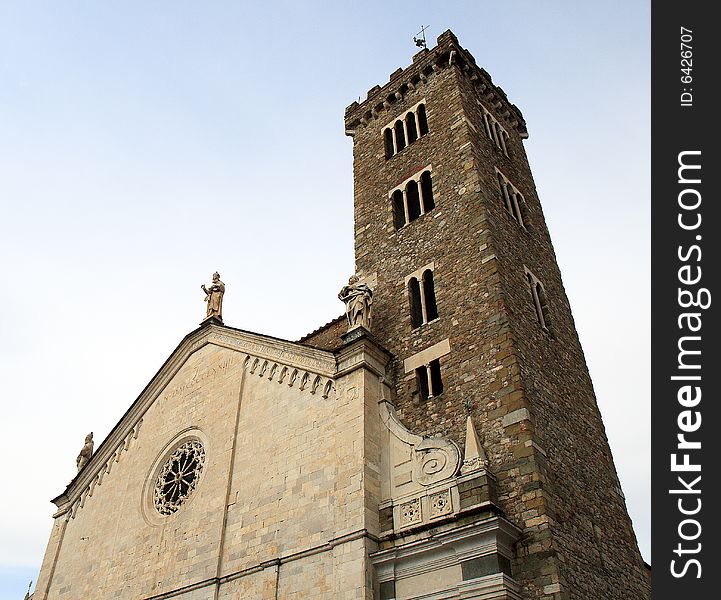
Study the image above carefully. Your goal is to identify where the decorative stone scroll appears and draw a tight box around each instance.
[414,437,459,486]
[378,394,460,501]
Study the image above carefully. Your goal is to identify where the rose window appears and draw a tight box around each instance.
[153,440,205,516]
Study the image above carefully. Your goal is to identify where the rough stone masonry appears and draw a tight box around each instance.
[339,29,651,600]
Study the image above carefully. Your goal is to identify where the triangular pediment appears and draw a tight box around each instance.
[52,322,337,514]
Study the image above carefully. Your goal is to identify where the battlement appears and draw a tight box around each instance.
[344,30,527,138]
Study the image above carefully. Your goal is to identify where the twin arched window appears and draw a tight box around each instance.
[525,269,551,331]
[495,169,526,226]
[391,170,435,229]
[416,359,443,400]
[384,103,429,159]
[408,269,438,328]
[481,106,510,156]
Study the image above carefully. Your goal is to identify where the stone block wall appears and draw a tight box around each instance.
[298,315,346,351]
[37,344,242,599]
[34,328,386,600]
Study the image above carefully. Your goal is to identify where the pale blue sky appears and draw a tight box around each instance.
[0,2,650,597]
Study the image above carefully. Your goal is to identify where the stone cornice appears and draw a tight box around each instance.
[206,327,337,376]
[370,515,522,576]
[51,323,338,515]
[333,331,393,378]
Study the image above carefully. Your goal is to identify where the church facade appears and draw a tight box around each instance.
[33,31,650,600]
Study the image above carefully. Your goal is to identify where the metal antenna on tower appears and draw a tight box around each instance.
[413,25,429,49]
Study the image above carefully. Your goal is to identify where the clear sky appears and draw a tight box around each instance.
[0,1,650,597]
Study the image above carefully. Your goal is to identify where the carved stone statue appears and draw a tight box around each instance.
[76,432,94,472]
[201,272,225,322]
[338,275,373,331]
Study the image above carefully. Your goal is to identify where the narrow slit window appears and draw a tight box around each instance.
[394,120,406,152]
[429,359,443,396]
[493,122,502,149]
[506,183,517,220]
[536,283,550,329]
[422,269,438,321]
[482,111,492,139]
[392,190,406,229]
[406,180,421,222]
[417,104,429,136]
[497,172,508,208]
[408,278,423,329]
[514,192,525,226]
[405,112,418,143]
[526,269,551,332]
[420,171,434,212]
[416,365,430,401]
[384,128,395,159]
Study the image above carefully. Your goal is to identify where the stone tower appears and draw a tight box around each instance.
[344,31,650,599]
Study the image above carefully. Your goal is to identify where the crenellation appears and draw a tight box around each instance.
[346,31,526,140]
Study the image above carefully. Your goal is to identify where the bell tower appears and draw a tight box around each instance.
[344,31,650,599]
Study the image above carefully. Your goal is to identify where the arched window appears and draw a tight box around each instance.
[482,111,492,139]
[407,267,439,330]
[417,104,429,136]
[416,365,430,400]
[497,172,507,208]
[429,359,443,396]
[422,269,438,321]
[408,277,423,328]
[497,170,526,227]
[381,102,428,158]
[389,167,434,231]
[406,180,421,222]
[526,268,551,332]
[506,183,517,219]
[394,120,406,152]
[482,106,510,154]
[514,192,525,226]
[415,359,443,400]
[384,128,395,159]
[392,190,406,229]
[420,171,434,212]
[536,283,550,329]
[405,112,418,144]
[493,122,503,149]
